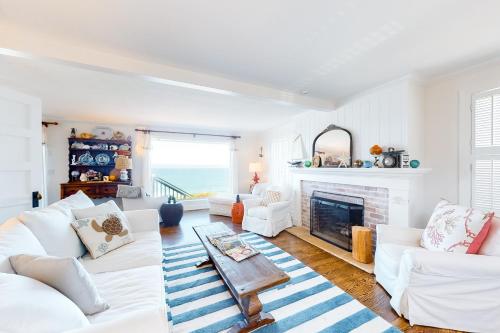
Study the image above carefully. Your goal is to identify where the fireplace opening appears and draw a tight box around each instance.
[310,191,364,251]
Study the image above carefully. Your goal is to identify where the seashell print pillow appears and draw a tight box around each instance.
[420,199,494,254]
[71,213,134,259]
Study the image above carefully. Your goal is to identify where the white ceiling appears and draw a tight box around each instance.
[0,55,307,132]
[1,0,500,130]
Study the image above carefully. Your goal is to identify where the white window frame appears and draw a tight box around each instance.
[459,86,500,212]
[149,134,237,195]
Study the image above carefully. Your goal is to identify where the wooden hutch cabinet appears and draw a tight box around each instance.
[60,137,132,199]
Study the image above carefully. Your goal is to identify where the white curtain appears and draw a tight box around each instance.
[229,139,239,194]
[135,130,152,195]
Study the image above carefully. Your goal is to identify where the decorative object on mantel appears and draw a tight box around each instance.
[303,160,312,168]
[369,144,383,168]
[381,147,405,168]
[312,124,352,167]
[353,159,364,168]
[402,153,410,168]
[312,154,322,167]
[248,162,262,192]
[337,154,350,168]
[287,160,302,167]
[363,160,373,168]
[70,128,76,138]
[288,134,306,167]
[410,159,420,168]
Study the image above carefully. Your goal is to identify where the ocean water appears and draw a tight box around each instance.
[151,168,230,194]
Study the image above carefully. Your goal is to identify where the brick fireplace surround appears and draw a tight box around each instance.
[301,181,389,244]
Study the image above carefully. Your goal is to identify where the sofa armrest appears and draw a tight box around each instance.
[267,201,290,219]
[124,209,160,233]
[403,249,500,279]
[243,198,262,213]
[65,309,169,333]
[376,224,423,247]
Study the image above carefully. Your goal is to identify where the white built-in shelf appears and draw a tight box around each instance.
[289,167,431,176]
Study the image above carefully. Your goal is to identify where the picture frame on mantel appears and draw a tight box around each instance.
[312,124,353,168]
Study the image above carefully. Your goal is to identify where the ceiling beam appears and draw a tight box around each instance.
[0,22,335,111]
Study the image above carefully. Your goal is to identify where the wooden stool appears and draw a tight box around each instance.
[352,226,373,264]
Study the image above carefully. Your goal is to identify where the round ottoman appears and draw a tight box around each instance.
[160,196,184,226]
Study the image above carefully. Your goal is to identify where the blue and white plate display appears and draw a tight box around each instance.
[78,152,94,165]
[95,153,111,166]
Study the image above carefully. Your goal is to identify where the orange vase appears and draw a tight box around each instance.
[231,195,244,224]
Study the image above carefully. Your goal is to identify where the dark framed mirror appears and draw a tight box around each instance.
[312,125,352,167]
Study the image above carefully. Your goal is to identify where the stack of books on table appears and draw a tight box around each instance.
[206,231,259,262]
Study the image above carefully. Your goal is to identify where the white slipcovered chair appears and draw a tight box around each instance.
[374,218,500,333]
[242,185,292,237]
[207,183,270,217]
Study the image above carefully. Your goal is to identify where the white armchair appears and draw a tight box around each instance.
[208,183,270,217]
[242,185,292,237]
[375,221,500,333]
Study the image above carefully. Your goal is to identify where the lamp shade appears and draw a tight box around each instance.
[115,155,131,170]
[248,162,262,173]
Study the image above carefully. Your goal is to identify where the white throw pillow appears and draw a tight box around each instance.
[72,200,126,221]
[0,218,47,273]
[18,207,86,258]
[0,272,89,333]
[72,213,134,259]
[420,199,493,254]
[10,254,109,315]
[50,190,95,218]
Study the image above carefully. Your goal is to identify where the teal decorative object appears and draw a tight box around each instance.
[304,160,312,168]
[410,160,420,168]
[363,160,373,168]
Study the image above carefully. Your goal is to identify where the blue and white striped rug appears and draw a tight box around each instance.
[163,232,400,333]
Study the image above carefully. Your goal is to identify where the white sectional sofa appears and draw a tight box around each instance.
[0,192,169,333]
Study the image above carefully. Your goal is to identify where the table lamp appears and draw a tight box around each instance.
[115,156,132,181]
[248,162,262,184]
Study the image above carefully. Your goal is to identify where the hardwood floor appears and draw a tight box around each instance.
[160,210,463,333]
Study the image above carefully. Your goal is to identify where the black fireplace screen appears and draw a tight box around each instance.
[310,191,364,251]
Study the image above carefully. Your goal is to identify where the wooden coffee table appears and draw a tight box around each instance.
[193,223,290,333]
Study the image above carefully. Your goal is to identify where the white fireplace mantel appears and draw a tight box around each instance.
[290,167,431,176]
[289,167,431,229]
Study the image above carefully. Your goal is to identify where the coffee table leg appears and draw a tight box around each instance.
[195,257,212,268]
[229,294,275,333]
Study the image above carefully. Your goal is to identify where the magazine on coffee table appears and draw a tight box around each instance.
[206,232,259,262]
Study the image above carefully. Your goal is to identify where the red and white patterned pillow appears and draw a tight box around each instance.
[420,199,494,254]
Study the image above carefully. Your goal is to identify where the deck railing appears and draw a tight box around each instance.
[152,177,192,200]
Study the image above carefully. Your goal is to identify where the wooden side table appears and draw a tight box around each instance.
[352,226,373,264]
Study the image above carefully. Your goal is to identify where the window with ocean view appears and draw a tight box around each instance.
[150,138,232,198]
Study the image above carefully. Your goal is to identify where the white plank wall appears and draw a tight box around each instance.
[262,78,421,185]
